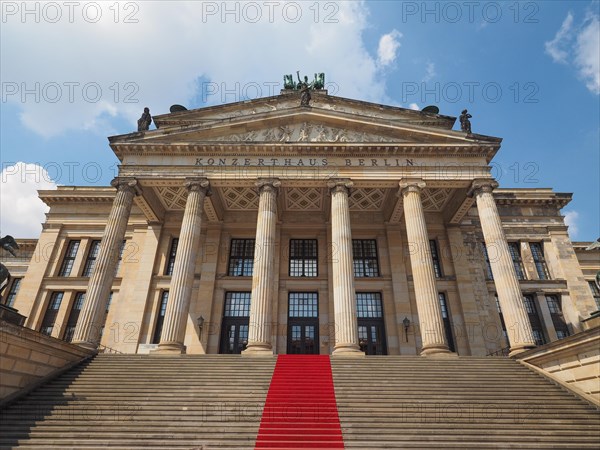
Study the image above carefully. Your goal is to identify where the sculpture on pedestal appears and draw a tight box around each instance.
[0,235,19,296]
[460,109,472,134]
[137,107,152,132]
[282,71,326,106]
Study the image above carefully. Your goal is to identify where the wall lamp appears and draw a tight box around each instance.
[403,317,411,342]
[197,315,205,335]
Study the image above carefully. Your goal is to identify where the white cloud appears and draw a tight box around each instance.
[545,12,574,63]
[1,1,396,137]
[564,210,580,239]
[545,10,600,94]
[422,62,436,82]
[574,13,600,94]
[408,103,420,110]
[377,29,403,67]
[0,163,57,238]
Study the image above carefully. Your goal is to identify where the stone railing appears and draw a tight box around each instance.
[0,320,95,404]
[516,326,600,405]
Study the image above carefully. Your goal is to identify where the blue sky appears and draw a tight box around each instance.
[1,1,598,240]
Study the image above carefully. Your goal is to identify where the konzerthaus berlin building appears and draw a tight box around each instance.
[4,89,600,358]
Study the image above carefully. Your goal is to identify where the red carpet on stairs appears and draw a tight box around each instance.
[255,355,345,449]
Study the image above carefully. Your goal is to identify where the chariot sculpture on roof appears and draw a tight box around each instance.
[283,71,325,106]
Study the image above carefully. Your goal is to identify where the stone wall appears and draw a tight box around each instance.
[0,320,94,402]
[517,326,600,405]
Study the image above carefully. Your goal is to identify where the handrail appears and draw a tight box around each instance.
[487,346,510,357]
[97,344,123,354]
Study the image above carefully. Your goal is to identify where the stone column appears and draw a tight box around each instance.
[469,179,536,355]
[72,178,138,350]
[243,179,280,356]
[400,179,450,355]
[155,178,210,354]
[328,179,363,356]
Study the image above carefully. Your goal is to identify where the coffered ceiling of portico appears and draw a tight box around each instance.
[151,185,454,221]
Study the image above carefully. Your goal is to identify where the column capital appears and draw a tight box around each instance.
[468,179,499,197]
[327,178,353,196]
[110,177,139,195]
[398,178,426,195]
[184,177,211,196]
[255,178,281,195]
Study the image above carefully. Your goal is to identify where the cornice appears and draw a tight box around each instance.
[493,189,572,208]
[110,142,499,162]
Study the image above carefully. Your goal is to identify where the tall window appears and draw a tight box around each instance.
[529,243,550,280]
[152,291,169,344]
[508,242,526,280]
[352,239,379,277]
[228,239,255,276]
[288,292,319,318]
[481,242,494,280]
[220,292,251,354]
[114,240,126,276]
[588,281,600,310]
[82,240,101,277]
[40,292,63,336]
[429,240,443,278]
[287,292,319,354]
[165,238,179,276]
[523,295,545,345]
[99,292,113,341]
[4,278,21,308]
[289,239,317,277]
[356,293,387,355]
[546,295,569,339]
[495,294,508,343]
[59,240,80,276]
[438,293,455,352]
[64,292,85,342]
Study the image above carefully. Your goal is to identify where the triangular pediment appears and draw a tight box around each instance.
[151,92,457,130]
[110,96,501,149]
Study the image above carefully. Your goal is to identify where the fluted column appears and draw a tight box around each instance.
[243,179,280,356]
[155,178,210,354]
[72,178,138,350]
[400,179,450,355]
[470,179,536,355]
[328,179,363,356]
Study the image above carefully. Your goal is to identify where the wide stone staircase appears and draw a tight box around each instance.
[0,354,598,449]
[0,354,276,449]
[331,356,600,449]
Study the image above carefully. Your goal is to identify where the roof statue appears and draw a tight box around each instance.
[282,71,326,106]
[137,107,152,132]
[459,109,472,134]
[0,235,19,296]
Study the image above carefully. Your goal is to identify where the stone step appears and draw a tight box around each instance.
[1,354,598,449]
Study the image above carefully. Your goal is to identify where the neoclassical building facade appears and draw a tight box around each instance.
[4,91,599,357]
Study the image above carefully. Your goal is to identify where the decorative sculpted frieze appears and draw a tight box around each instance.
[209,123,399,143]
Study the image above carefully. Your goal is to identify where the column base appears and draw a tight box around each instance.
[332,344,365,357]
[508,344,536,357]
[151,342,186,355]
[242,343,274,357]
[420,344,453,356]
